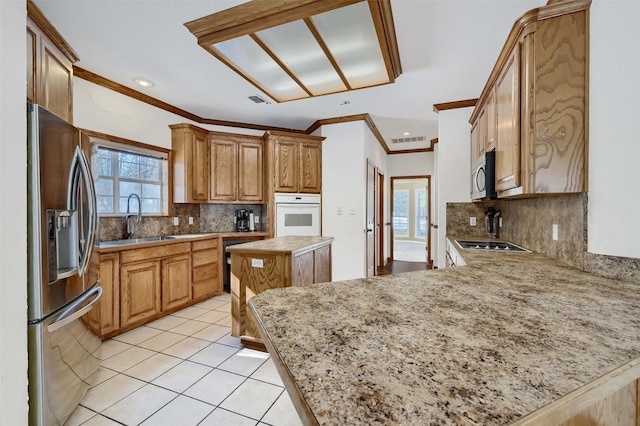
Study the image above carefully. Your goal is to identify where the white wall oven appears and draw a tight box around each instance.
[275,193,321,237]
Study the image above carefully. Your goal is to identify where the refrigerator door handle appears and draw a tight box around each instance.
[67,146,98,277]
[47,283,102,333]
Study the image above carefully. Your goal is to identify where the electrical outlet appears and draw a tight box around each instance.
[348,207,356,215]
[469,217,476,226]
[173,217,179,226]
[188,217,194,225]
[254,215,259,223]
[337,207,343,215]
[552,224,558,241]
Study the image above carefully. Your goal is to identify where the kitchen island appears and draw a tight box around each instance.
[249,245,640,425]
[227,235,334,347]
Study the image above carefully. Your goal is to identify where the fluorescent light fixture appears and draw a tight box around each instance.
[134,78,153,88]
[184,0,401,103]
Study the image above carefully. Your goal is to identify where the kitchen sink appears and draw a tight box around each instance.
[99,234,207,248]
[454,240,530,252]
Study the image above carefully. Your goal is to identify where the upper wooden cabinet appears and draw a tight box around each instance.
[494,44,521,193]
[171,124,209,203]
[469,0,589,198]
[209,132,263,203]
[265,131,324,194]
[27,1,78,123]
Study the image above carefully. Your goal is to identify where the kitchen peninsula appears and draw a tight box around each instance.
[249,248,640,425]
[227,236,334,347]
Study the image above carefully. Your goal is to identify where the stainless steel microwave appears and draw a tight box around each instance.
[471,150,497,200]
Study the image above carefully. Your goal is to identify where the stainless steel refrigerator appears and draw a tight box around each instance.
[27,103,103,425]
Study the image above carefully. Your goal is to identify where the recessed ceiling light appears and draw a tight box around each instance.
[134,78,153,88]
[402,131,411,136]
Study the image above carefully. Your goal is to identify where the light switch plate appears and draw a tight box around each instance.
[173,217,179,226]
[188,217,194,225]
[251,258,264,268]
[552,224,558,241]
[348,207,356,215]
[470,217,476,226]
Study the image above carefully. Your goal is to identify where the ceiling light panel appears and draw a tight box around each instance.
[312,2,389,89]
[185,0,401,103]
[255,20,347,96]
[213,36,308,101]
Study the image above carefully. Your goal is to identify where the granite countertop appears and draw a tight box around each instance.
[226,235,334,256]
[97,231,268,252]
[249,243,640,425]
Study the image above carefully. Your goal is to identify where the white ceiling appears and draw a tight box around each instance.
[33,0,543,151]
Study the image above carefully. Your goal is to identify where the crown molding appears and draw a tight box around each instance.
[73,66,302,133]
[433,99,478,113]
[73,67,433,155]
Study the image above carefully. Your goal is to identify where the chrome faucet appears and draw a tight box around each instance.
[125,193,142,238]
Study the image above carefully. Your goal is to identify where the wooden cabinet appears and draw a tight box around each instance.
[27,2,78,123]
[494,44,520,193]
[191,237,221,300]
[93,238,223,338]
[209,133,263,203]
[161,254,191,311]
[120,260,161,328]
[120,242,191,329]
[228,236,333,346]
[469,2,588,198]
[237,140,264,201]
[171,124,209,203]
[93,253,120,337]
[265,132,323,194]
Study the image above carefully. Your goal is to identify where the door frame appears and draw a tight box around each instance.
[390,175,431,263]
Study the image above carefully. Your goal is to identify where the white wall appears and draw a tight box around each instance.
[587,0,640,259]
[0,0,29,423]
[74,78,263,148]
[387,152,434,178]
[320,121,368,280]
[435,107,473,267]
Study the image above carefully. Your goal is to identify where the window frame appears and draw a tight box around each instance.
[84,130,172,217]
[414,188,427,240]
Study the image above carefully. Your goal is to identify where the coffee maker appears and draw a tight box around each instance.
[235,209,250,232]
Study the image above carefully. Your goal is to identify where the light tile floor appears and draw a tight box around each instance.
[66,293,303,426]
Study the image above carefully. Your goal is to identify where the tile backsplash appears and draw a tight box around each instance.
[448,194,586,270]
[200,204,264,233]
[447,193,640,281]
[99,203,264,241]
[99,204,200,241]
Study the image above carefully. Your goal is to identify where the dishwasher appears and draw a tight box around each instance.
[222,239,256,293]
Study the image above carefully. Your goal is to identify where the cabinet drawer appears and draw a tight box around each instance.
[193,238,218,251]
[120,242,191,264]
[192,249,217,267]
[193,263,218,282]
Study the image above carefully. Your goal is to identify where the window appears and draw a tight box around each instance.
[415,188,427,239]
[393,189,409,237]
[91,137,169,216]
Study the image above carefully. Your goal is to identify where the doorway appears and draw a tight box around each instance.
[390,176,431,265]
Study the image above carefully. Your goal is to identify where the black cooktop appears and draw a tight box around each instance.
[455,240,529,252]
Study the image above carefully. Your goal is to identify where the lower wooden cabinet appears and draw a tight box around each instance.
[192,238,221,300]
[92,253,120,337]
[93,236,221,339]
[161,254,192,311]
[120,260,161,328]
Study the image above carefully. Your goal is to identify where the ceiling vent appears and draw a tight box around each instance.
[391,136,427,144]
[248,95,270,104]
